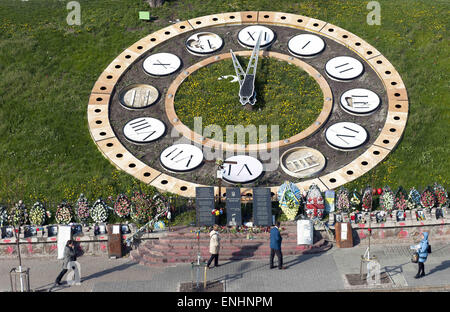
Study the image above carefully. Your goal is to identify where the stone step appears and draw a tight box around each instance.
[137,244,329,266]
[155,237,297,245]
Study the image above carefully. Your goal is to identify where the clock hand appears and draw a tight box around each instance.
[207,39,212,49]
[239,31,262,106]
[230,49,245,87]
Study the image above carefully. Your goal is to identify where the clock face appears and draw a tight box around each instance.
[88,11,408,199]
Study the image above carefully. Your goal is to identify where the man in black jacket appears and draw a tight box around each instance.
[54,240,76,286]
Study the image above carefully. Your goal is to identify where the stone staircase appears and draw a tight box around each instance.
[130,223,332,266]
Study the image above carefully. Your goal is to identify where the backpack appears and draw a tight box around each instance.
[427,243,431,253]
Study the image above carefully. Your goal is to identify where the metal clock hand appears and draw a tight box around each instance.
[239,31,262,106]
[230,49,246,87]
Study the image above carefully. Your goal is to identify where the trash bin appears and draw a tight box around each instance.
[107,224,123,259]
[335,222,353,248]
[10,267,30,292]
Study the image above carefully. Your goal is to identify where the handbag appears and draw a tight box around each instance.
[411,252,419,263]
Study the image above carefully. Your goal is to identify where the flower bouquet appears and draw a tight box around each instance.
[29,201,46,226]
[153,197,166,215]
[0,206,8,227]
[433,183,448,208]
[114,193,131,218]
[130,192,152,224]
[420,186,435,209]
[277,181,302,220]
[75,193,90,224]
[211,209,222,216]
[336,187,350,213]
[91,199,109,223]
[9,200,27,226]
[350,189,361,211]
[407,187,421,210]
[361,187,373,212]
[379,186,394,212]
[55,201,72,224]
[305,183,324,219]
[394,186,408,211]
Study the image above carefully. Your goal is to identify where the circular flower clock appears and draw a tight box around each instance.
[88,12,408,199]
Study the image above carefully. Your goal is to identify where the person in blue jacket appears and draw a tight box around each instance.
[415,232,429,279]
[270,221,286,270]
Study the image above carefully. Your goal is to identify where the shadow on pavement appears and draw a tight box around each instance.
[81,261,138,282]
[283,252,323,269]
[428,260,450,276]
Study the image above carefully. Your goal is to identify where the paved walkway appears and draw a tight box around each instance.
[1,242,449,292]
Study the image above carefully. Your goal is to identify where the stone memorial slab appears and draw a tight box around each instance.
[196,187,215,226]
[252,187,272,226]
[226,187,242,226]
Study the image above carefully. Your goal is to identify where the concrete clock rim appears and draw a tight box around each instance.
[87,11,409,199]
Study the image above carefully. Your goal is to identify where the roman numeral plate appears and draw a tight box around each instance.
[237,25,275,48]
[325,56,364,81]
[221,155,263,184]
[340,88,381,115]
[185,32,224,55]
[280,147,326,178]
[123,117,166,143]
[288,34,326,57]
[325,122,368,150]
[143,52,181,76]
[119,84,159,109]
[160,144,204,172]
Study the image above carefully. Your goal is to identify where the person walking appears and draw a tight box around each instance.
[270,221,285,270]
[415,232,429,278]
[54,240,76,286]
[207,224,220,269]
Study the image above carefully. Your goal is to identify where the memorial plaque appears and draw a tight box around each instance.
[226,187,242,226]
[253,187,272,226]
[107,224,123,258]
[196,187,215,226]
[335,222,353,248]
[57,225,72,260]
[297,220,313,245]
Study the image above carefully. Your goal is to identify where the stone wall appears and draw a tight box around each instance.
[327,207,450,246]
[1,207,449,257]
[0,224,164,259]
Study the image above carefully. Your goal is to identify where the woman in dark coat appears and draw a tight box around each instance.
[415,232,429,278]
[54,240,76,285]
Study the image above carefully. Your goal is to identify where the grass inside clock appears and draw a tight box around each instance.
[174,57,323,144]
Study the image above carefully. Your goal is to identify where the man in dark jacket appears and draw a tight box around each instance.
[54,240,76,285]
[270,221,285,270]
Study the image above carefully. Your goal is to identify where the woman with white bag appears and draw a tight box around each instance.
[411,232,429,279]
